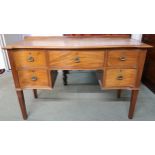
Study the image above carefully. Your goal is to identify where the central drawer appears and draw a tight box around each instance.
[49,50,105,69]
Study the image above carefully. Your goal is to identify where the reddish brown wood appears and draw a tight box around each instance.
[7,50,20,89]
[63,34,131,38]
[107,49,140,67]
[33,89,38,98]
[135,51,147,88]
[18,70,50,89]
[3,37,151,50]
[3,37,152,119]
[49,50,105,69]
[16,90,28,120]
[13,50,47,69]
[128,90,139,119]
[104,68,137,88]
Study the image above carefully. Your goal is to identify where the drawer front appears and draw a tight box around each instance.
[49,50,105,69]
[13,50,47,68]
[104,69,137,87]
[18,70,50,88]
[107,49,140,67]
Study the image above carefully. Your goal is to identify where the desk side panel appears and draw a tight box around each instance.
[7,50,21,90]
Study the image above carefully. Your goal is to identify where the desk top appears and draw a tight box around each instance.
[3,36,152,50]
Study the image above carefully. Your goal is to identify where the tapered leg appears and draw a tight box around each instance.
[128,90,139,119]
[16,90,28,120]
[63,70,69,85]
[33,89,38,98]
[117,89,121,98]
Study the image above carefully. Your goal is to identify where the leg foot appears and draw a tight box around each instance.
[33,89,38,98]
[128,90,139,119]
[16,90,28,120]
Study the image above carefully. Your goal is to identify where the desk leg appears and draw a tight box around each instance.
[16,90,28,120]
[117,89,121,98]
[33,89,38,98]
[128,90,139,119]
[63,70,69,85]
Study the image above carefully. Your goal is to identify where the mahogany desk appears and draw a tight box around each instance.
[3,36,152,120]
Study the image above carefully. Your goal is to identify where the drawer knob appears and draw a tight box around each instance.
[74,57,80,63]
[119,57,126,61]
[117,75,123,80]
[27,56,34,62]
[31,76,38,81]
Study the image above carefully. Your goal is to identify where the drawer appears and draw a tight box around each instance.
[18,70,50,89]
[13,50,47,68]
[49,50,105,69]
[107,49,140,67]
[104,69,137,88]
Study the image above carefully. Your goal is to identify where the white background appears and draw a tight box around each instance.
[0,0,155,155]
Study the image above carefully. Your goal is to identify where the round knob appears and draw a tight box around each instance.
[31,76,37,81]
[119,57,126,61]
[117,75,123,80]
[27,56,34,62]
[74,57,80,63]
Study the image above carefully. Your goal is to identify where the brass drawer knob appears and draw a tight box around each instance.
[31,76,38,81]
[74,57,80,63]
[27,56,34,62]
[117,75,123,80]
[119,56,126,61]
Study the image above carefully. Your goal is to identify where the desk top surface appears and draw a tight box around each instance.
[3,36,152,50]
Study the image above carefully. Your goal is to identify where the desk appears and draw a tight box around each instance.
[3,36,152,120]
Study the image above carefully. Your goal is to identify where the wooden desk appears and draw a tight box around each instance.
[3,36,152,120]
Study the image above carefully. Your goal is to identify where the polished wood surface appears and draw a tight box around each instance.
[128,90,139,119]
[3,36,152,120]
[63,34,131,38]
[142,34,155,93]
[18,70,50,89]
[104,69,137,88]
[107,49,140,67]
[13,50,47,69]
[49,50,105,69]
[16,90,27,120]
[3,36,151,49]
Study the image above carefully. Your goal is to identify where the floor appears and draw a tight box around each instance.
[0,71,155,121]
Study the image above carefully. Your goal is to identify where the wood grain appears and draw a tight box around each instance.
[7,50,21,89]
[104,69,137,88]
[128,90,139,119]
[16,90,28,120]
[18,70,50,89]
[3,36,152,49]
[4,36,152,119]
[13,50,47,69]
[107,49,141,67]
[63,34,131,38]
[49,50,105,69]
[135,51,147,87]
